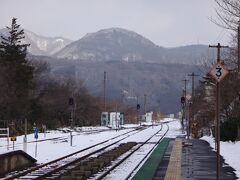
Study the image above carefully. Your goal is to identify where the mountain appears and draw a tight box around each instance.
[0,29,72,56]
[1,27,212,64]
[1,27,207,113]
[55,28,164,62]
[54,27,211,64]
[24,30,72,56]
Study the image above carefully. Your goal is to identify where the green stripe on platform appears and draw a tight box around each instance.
[132,138,170,180]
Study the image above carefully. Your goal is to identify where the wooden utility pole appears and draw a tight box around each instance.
[209,43,228,180]
[188,72,199,98]
[188,72,199,138]
[183,79,188,136]
[182,79,189,99]
[182,79,189,140]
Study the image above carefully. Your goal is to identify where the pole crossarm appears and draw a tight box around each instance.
[209,43,229,62]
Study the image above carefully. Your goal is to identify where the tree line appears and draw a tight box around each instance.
[190,0,240,141]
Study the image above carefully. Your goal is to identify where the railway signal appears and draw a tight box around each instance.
[181,96,185,104]
[68,97,74,106]
[137,104,140,110]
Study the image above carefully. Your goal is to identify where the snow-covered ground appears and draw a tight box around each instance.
[1,119,238,179]
[201,136,240,179]
[0,119,182,164]
[0,118,184,179]
[0,127,134,163]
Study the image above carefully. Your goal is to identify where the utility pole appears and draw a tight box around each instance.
[188,72,199,98]
[209,43,228,180]
[69,97,74,146]
[188,72,199,139]
[182,79,188,99]
[182,79,189,141]
[104,71,106,111]
[115,103,118,130]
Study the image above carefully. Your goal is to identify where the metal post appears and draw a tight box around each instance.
[70,107,73,146]
[216,80,220,180]
[136,95,139,125]
[187,102,191,144]
[115,103,118,130]
[35,139,37,157]
[144,94,146,115]
[23,118,27,152]
[104,71,106,111]
[7,128,9,151]
[216,45,221,180]
[137,110,139,126]
[182,79,189,134]
[181,90,185,133]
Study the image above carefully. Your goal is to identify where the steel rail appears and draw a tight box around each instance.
[4,126,144,180]
[95,123,169,180]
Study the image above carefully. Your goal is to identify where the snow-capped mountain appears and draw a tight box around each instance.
[0,29,72,56]
[54,27,211,64]
[54,27,165,62]
[24,30,72,56]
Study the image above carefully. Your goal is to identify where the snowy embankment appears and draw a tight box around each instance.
[0,127,134,163]
[201,136,240,179]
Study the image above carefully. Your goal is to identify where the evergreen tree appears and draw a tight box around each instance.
[0,17,34,121]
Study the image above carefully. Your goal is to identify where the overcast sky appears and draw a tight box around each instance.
[0,0,232,47]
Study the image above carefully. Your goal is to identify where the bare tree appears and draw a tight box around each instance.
[214,0,240,31]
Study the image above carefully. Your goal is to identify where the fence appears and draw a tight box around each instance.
[0,128,9,150]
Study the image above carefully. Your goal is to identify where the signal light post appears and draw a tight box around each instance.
[69,97,74,146]
[137,103,140,125]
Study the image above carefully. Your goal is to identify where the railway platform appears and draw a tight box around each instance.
[132,137,238,180]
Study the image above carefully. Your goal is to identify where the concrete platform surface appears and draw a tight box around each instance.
[181,139,237,180]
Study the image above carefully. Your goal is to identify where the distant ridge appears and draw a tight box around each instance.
[1,27,211,64]
[54,27,210,65]
[0,28,72,56]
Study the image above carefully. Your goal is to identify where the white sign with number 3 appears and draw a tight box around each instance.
[209,62,229,82]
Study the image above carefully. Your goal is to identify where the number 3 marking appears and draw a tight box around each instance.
[216,67,222,77]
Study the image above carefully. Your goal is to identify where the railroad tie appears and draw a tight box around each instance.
[164,138,182,180]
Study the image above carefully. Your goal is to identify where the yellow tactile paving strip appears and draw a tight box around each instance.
[164,138,182,180]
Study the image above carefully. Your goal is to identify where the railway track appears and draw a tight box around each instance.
[93,123,169,180]
[3,126,145,180]
[52,123,167,180]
